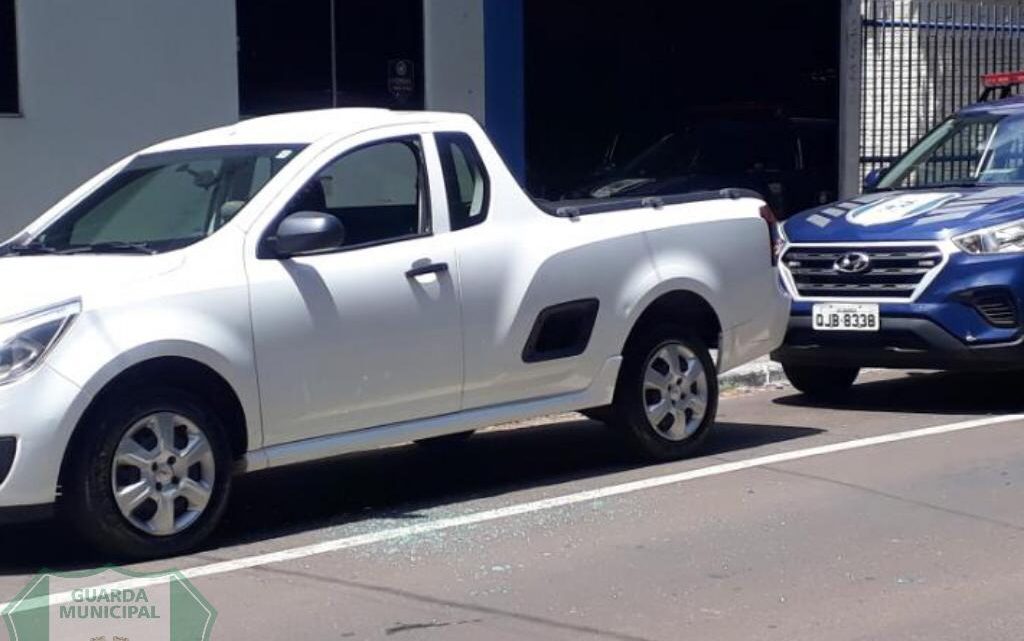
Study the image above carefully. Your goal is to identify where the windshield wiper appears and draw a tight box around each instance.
[882,181,979,192]
[59,241,159,255]
[1,242,61,256]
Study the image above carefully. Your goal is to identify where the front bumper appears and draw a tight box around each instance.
[774,248,1024,371]
[0,364,84,514]
[773,314,1024,370]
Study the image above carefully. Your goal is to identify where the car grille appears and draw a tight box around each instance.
[782,245,943,300]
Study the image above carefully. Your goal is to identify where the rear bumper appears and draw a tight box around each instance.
[719,274,791,373]
[772,315,1024,370]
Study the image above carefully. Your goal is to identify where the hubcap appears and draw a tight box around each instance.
[642,342,709,441]
[111,412,216,537]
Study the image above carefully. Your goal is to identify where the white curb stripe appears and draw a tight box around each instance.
[4,412,1023,613]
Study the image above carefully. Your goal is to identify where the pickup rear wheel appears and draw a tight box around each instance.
[63,387,232,560]
[782,363,859,399]
[613,325,718,461]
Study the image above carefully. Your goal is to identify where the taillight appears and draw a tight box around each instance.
[760,205,784,266]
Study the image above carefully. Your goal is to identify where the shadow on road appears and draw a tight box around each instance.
[774,370,1024,415]
[1,417,821,574]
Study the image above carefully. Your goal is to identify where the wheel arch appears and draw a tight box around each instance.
[57,356,250,493]
[621,289,723,356]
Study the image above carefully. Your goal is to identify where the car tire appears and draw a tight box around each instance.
[782,363,859,398]
[415,431,475,447]
[611,325,719,461]
[63,387,233,560]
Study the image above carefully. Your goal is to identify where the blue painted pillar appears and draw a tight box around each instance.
[483,0,526,184]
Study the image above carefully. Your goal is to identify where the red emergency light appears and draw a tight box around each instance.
[979,70,1024,101]
[982,70,1024,88]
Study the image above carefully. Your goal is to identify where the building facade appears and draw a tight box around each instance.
[0,0,1020,238]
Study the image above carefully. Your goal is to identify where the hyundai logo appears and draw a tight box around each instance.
[834,252,872,274]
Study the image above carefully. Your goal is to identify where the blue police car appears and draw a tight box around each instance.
[773,75,1024,397]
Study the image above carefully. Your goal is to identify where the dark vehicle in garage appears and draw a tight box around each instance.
[565,113,837,218]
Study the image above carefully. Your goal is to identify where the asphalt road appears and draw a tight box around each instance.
[5,370,1024,640]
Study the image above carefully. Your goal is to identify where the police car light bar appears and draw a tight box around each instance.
[979,70,1024,101]
[982,70,1024,88]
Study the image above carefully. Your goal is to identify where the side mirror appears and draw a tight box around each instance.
[863,167,887,192]
[272,211,345,257]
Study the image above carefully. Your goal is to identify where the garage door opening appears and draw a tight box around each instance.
[524,0,841,217]
[237,0,424,117]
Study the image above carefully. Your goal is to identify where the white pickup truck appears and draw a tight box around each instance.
[0,109,789,557]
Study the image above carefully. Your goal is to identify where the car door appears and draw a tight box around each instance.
[246,134,463,446]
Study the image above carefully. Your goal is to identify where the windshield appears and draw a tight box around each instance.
[619,122,795,179]
[878,114,1024,190]
[18,145,305,255]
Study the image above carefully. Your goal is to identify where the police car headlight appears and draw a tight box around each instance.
[954,220,1024,254]
[777,217,790,246]
[0,300,80,385]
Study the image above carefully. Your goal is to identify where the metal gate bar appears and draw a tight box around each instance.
[860,0,1024,179]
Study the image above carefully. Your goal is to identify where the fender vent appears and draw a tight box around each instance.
[523,299,600,363]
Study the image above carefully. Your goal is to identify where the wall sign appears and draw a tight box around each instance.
[388,59,415,103]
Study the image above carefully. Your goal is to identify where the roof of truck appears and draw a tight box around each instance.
[958,95,1024,117]
[141,108,474,153]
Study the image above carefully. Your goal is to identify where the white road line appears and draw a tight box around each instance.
[4,412,1023,613]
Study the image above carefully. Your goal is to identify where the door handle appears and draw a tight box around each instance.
[405,262,449,279]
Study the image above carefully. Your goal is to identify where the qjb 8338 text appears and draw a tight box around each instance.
[812,303,880,331]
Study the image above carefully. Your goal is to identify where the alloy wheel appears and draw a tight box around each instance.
[641,342,709,441]
[110,412,217,537]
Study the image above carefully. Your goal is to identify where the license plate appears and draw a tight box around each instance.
[812,303,880,332]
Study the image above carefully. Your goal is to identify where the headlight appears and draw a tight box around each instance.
[0,300,80,385]
[954,219,1024,254]
[776,217,790,251]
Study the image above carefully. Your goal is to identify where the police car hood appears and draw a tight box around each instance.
[784,186,1024,243]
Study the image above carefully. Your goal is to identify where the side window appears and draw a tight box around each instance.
[436,133,489,231]
[286,138,428,248]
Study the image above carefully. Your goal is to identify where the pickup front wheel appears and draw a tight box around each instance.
[63,387,233,559]
[613,326,718,461]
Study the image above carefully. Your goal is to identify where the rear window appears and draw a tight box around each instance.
[436,133,490,231]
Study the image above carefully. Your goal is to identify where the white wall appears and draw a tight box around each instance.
[423,0,486,125]
[0,0,239,239]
